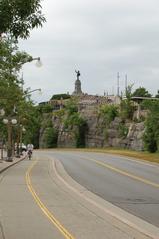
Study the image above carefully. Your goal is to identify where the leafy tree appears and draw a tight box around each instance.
[143,115,159,153]
[0,37,41,149]
[0,37,32,115]
[37,104,53,113]
[65,98,78,115]
[51,94,71,100]
[142,100,159,153]
[22,104,42,148]
[120,84,135,120]
[155,90,159,98]
[44,127,58,148]
[99,104,118,124]
[63,99,87,147]
[132,87,151,97]
[0,0,46,39]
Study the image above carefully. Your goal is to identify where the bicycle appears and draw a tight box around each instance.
[27,150,32,160]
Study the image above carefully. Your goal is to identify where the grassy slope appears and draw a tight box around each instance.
[78,148,159,163]
[55,147,159,163]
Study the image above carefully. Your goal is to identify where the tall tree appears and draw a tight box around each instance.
[0,0,46,39]
[132,87,152,97]
[142,100,159,153]
[155,90,159,98]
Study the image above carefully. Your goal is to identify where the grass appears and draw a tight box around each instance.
[48,147,159,164]
[39,147,159,163]
[77,148,159,164]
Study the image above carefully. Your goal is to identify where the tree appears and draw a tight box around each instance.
[132,87,152,97]
[0,0,46,39]
[51,94,71,100]
[99,104,118,124]
[63,99,87,147]
[143,115,159,153]
[0,37,32,114]
[142,100,159,153]
[120,84,135,120]
[0,37,41,149]
[155,90,159,98]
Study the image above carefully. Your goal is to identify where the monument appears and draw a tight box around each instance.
[72,70,83,95]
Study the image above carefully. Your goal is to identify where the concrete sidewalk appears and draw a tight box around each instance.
[0,155,26,174]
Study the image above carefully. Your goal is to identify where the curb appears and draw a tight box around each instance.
[0,156,26,174]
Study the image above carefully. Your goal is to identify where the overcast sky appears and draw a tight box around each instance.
[19,0,159,103]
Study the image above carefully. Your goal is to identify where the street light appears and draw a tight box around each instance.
[19,126,26,156]
[25,88,42,95]
[28,57,42,68]
[3,117,17,162]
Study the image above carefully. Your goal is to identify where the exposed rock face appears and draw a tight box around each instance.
[54,106,145,151]
[124,122,145,151]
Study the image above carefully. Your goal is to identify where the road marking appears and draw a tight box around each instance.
[25,159,75,239]
[82,156,159,189]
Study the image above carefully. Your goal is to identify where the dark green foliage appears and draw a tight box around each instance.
[120,84,135,120]
[118,123,128,138]
[0,0,46,39]
[63,99,87,147]
[142,100,159,153]
[22,105,41,148]
[37,104,53,113]
[132,87,152,97]
[155,90,159,98]
[44,127,58,148]
[120,100,135,120]
[75,120,88,148]
[143,116,158,153]
[99,104,118,124]
[51,94,71,100]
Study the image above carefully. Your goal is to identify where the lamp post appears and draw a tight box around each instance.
[25,88,42,96]
[23,57,42,69]
[0,109,5,161]
[19,125,26,156]
[3,118,17,162]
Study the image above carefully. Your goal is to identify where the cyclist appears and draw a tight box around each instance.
[27,143,34,160]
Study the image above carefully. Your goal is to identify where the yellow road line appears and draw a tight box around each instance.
[25,159,75,239]
[83,156,159,189]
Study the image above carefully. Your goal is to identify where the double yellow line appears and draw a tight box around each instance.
[83,156,159,189]
[25,160,75,239]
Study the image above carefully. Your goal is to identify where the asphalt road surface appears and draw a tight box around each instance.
[47,150,159,227]
[0,149,159,239]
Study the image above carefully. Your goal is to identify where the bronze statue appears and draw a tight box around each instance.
[75,70,80,80]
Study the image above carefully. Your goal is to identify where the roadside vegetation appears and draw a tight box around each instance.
[0,1,46,151]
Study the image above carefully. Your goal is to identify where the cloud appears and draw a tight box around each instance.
[19,0,159,102]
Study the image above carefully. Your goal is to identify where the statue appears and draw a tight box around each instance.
[75,70,80,80]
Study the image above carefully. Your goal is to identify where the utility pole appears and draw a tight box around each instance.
[125,74,128,96]
[117,72,120,96]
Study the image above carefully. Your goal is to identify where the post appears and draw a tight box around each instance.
[0,140,3,162]
[6,121,13,162]
[19,127,23,155]
[16,127,20,158]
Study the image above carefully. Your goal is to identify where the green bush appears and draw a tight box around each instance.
[99,104,118,124]
[45,127,58,148]
[143,115,159,153]
[51,94,70,100]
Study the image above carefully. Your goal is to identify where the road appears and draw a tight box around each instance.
[48,150,159,227]
[0,149,158,239]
